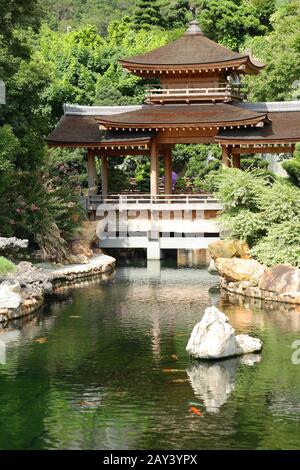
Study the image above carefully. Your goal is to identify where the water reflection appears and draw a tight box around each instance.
[1,263,300,450]
[187,355,261,413]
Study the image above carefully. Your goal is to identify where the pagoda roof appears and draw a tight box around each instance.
[119,20,264,75]
[96,103,269,129]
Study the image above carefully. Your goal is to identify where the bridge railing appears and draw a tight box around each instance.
[84,193,222,210]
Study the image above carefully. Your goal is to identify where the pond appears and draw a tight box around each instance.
[0,260,300,450]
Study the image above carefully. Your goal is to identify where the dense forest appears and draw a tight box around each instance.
[0,0,300,260]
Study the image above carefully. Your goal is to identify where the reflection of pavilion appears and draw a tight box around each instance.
[47,20,300,258]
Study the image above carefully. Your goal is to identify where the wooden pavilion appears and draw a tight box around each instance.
[47,20,300,259]
[47,20,300,199]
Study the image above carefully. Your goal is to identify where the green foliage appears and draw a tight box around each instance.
[215,168,300,266]
[282,145,300,187]
[251,221,300,266]
[244,1,300,101]
[40,0,134,35]
[135,159,151,192]
[282,160,300,187]
[132,0,164,30]
[0,1,84,253]
[108,166,130,192]
[240,154,269,171]
[221,209,267,245]
[197,0,275,50]
[0,257,16,276]
[160,0,191,29]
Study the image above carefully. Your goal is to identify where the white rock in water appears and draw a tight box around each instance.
[186,306,262,359]
[235,334,262,355]
[0,285,22,309]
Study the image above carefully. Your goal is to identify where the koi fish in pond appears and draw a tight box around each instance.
[189,406,203,417]
[33,337,48,344]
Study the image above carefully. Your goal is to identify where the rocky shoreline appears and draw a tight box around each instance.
[209,240,300,306]
[0,254,116,324]
[220,277,300,305]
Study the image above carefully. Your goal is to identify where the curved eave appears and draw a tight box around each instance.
[96,115,269,130]
[215,111,300,145]
[119,56,264,77]
[47,139,152,148]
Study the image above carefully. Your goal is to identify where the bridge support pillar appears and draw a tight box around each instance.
[147,240,161,260]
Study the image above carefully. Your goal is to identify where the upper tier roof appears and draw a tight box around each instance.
[119,20,264,75]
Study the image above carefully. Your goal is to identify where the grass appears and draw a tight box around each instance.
[0,256,17,276]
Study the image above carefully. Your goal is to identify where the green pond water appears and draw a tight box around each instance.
[0,260,300,450]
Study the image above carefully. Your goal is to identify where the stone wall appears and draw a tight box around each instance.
[220,277,300,305]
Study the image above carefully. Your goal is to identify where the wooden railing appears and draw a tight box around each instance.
[82,193,222,210]
[145,84,242,103]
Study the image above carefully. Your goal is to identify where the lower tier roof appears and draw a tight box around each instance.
[46,115,152,147]
[216,111,300,144]
[46,103,300,148]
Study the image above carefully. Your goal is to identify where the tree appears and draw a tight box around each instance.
[195,0,273,50]
[160,0,191,29]
[132,0,164,30]
[244,1,300,101]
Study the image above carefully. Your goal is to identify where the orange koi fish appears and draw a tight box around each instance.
[189,406,203,417]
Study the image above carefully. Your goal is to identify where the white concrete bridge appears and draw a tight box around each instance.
[83,193,222,259]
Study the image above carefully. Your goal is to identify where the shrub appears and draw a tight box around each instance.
[214,168,300,267]
[0,257,16,276]
[215,168,269,212]
[261,180,300,225]
[220,210,267,246]
[282,159,300,187]
[251,221,300,267]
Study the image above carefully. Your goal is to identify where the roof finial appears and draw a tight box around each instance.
[185,18,203,36]
[186,5,203,35]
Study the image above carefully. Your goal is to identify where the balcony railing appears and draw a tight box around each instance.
[145,84,243,103]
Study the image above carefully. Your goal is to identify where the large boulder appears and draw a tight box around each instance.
[208,240,251,260]
[215,257,265,284]
[259,264,300,295]
[186,306,262,359]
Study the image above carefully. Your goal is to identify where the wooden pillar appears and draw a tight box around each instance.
[150,138,159,196]
[164,146,172,194]
[221,146,230,167]
[101,155,108,197]
[232,153,241,169]
[87,149,97,195]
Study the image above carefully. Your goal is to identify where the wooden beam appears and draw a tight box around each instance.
[231,146,295,155]
[88,149,150,157]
